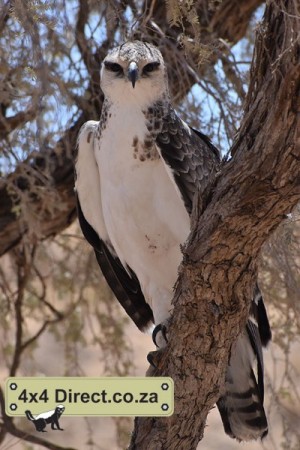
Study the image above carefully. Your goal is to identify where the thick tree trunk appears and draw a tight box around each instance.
[129,1,300,448]
[0,0,263,256]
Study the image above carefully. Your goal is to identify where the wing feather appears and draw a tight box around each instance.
[155,108,220,214]
[75,121,153,331]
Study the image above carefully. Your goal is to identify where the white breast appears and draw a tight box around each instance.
[96,103,190,323]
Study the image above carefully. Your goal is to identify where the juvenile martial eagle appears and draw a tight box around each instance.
[75,41,271,441]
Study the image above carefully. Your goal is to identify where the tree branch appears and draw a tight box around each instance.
[75,0,98,78]
[0,108,37,139]
[0,1,10,35]
[10,248,33,376]
[129,1,300,448]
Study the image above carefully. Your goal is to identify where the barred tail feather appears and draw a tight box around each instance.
[217,331,268,441]
[253,286,272,347]
[217,372,268,441]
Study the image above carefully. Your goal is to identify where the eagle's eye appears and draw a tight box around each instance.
[143,62,160,74]
[104,61,123,74]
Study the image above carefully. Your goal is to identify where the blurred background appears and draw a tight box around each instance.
[0,1,299,449]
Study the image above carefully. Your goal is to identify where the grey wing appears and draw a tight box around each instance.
[75,122,154,331]
[155,108,220,214]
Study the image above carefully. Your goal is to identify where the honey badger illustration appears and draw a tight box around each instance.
[25,405,65,432]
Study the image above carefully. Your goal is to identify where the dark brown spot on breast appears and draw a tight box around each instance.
[144,138,153,149]
[87,131,93,144]
[154,119,161,130]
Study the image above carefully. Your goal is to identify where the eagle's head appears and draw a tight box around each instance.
[100,41,169,106]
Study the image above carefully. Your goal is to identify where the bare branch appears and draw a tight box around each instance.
[75,0,97,77]
[10,247,33,376]
[0,2,10,39]
[0,109,37,139]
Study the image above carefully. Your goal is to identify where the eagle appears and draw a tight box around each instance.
[74,41,271,441]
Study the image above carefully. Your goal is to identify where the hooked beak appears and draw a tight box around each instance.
[128,61,138,88]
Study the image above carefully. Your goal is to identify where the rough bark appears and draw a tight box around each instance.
[0,0,263,256]
[129,1,300,448]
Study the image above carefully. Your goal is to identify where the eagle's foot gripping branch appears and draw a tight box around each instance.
[152,321,170,348]
[146,349,165,375]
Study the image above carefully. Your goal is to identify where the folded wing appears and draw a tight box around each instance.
[75,121,153,331]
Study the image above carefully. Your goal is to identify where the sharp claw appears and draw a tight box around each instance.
[146,349,165,375]
[152,323,168,347]
[161,325,168,343]
[152,324,162,347]
[147,351,157,368]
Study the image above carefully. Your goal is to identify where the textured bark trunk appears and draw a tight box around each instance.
[128,1,300,448]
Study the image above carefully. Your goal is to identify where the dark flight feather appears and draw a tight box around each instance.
[76,196,154,331]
